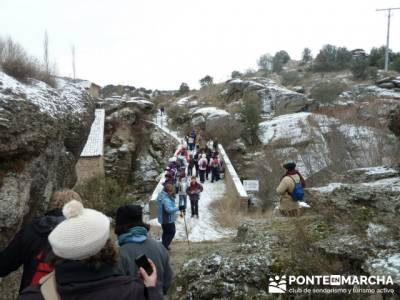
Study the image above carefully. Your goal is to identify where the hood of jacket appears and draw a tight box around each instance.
[55,261,127,294]
[32,209,65,236]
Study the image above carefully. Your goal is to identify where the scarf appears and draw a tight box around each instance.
[281,170,306,187]
[118,226,148,246]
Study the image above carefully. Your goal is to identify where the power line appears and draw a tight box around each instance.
[376,7,400,71]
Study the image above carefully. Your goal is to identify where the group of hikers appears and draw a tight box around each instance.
[0,190,170,299]
[156,129,224,250]
[0,114,307,299]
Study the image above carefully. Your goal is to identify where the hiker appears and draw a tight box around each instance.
[160,106,165,116]
[186,177,203,218]
[212,137,219,152]
[187,154,195,177]
[175,146,189,161]
[157,184,179,250]
[198,154,208,184]
[188,130,196,151]
[115,205,173,297]
[177,177,188,217]
[276,162,306,217]
[193,147,200,177]
[210,156,221,183]
[18,200,162,300]
[0,189,81,292]
[206,138,213,149]
[204,146,212,180]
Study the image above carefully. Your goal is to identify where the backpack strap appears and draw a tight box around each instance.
[40,272,61,300]
[286,176,297,195]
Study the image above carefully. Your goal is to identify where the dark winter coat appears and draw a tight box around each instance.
[117,238,173,296]
[186,182,203,201]
[17,261,162,300]
[0,209,64,291]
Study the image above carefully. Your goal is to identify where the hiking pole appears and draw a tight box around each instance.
[183,211,190,247]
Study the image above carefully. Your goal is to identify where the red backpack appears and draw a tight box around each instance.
[211,158,219,167]
[31,250,53,285]
[201,160,207,168]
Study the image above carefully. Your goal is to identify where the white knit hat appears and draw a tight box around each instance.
[48,200,110,260]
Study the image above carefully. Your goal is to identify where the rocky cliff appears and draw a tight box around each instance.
[0,72,95,299]
[171,167,400,299]
[100,93,176,203]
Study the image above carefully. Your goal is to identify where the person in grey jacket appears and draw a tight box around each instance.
[115,205,173,297]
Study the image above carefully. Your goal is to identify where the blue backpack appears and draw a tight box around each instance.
[289,176,304,201]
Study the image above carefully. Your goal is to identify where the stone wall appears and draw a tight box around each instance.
[75,156,105,184]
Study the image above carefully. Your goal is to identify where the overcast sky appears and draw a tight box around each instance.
[1,0,400,90]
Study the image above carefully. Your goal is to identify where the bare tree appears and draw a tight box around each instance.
[43,30,49,75]
[71,45,76,79]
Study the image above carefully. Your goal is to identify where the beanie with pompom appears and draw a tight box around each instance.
[48,200,110,260]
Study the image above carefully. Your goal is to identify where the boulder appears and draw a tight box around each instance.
[378,82,395,89]
[388,106,400,138]
[225,78,310,115]
[0,72,95,299]
[257,112,397,179]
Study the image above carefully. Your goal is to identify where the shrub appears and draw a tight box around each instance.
[199,75,213,87]
[350,56,369,80]
[231,70,242,79]
[176,82,189,96]
[301,47,312,65]
[310,81,348,103]
[204,118,243,146]
[166,104,190,124]
[0,37,55,86]
[369,46,387,69]
[281,71,301,86]
[272,50,290,73]
[74,176,127,218]
[313,44,352,72]
[391,56,400,72]
[257,54,273,71]
[367,66,379,80]
[240,92,261,145]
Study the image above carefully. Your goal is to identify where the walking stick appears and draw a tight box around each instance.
[183,211,190,247]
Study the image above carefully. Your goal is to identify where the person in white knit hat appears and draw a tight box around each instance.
[18,200,163,300]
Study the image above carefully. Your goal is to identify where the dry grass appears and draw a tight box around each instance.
[209,194,241,228]
[0,37,55,86]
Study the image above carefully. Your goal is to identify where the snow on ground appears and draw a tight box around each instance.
[309,183,343,193]
[366,253,400,283]
[361,177,400,192]
[0,72,89,118]
[174,179,235,242]
[351,166,399,176]
[149,114,234,242]
[310,177,400,193]
[192,107,230,119]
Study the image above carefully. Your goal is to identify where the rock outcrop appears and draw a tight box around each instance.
[101,94,176,202]
[388,105,400,138]
[0,72,95,299]
[224,77,312,115]
[256,112,397,179]
[172,167,400,299]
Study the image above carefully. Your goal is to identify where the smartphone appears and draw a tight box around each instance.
[135,254,153,275]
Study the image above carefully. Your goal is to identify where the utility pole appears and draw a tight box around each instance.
[71,45,76,80]
[376,7,400,71]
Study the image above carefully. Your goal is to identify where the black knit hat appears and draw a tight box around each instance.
[115,205,149,235]
[283,162,296,171]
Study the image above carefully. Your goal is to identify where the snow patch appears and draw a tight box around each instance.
[192,107,230,119]
[309,183,343,193]
[0,72,90,118]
